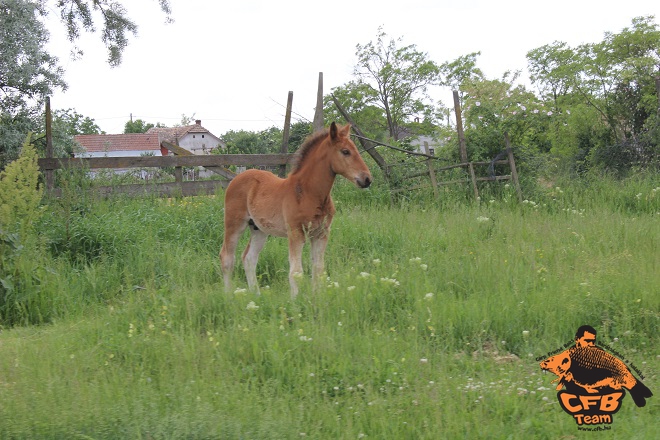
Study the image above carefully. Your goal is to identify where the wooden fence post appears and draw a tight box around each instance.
[504,132,523,202]
[279,91,293,177]
[423,141,438,198]
[468,162,479,200]
[453,91,468,164]
[174,165,183,186]
[313,72,324,132]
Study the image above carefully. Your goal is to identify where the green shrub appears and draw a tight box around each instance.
[0,133,43,232]
[0,134,48,326]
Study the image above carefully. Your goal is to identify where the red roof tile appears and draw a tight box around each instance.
[74,133,161,153]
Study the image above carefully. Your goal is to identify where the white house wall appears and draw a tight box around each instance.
[178,134,222,155]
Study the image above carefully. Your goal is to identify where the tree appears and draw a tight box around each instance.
[527,42,579,112]
[220,127,283,155]
[177,113,197,126]
[56,0,172,67]
[53,109,102,136]
[527,16,660,170]
[353,27,441,140]
[325,81,387,141]
[124,119,155,133]
[0,112,38,170]
[0,0,67,166]
[287,121,313,153]
[48,108,102,157]
[461,72,551,161]
[0,0,66,115]
[439,52,485,100]
[1,1,172,168]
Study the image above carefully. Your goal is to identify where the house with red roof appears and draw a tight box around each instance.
[73,120,225,157]
[147,120,224,155]
[73,133,166,158]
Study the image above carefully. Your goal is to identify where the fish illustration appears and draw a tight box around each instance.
[540,346,653,407]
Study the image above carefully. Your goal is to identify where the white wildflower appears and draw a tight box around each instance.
[246,301,259,311]
[380,277,400,287]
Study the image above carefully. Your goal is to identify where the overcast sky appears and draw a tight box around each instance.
[45,0,660,137]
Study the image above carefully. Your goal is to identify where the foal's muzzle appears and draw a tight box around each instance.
[357,174,372,188]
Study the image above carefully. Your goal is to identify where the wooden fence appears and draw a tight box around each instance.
[37,77,522,201]
[333,92,524,202]
[38,154,294,197]
[388,138,523,202]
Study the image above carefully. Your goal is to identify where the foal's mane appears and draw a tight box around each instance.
[290,127,330,174]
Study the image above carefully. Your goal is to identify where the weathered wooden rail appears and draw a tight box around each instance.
[38,154,295,197]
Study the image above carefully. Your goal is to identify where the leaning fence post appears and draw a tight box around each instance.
[504,132,523,202]
[279,91,293,177]
[423,141,438,198]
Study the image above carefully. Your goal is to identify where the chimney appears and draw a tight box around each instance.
[195,120,201,125]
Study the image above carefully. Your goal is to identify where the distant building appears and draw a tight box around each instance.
[73,121,227,179]
[73,120,225,157]
[73,133,166,158]
[408,135,444,155]
[147,120,225,155]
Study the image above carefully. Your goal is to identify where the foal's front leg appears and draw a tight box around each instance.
[287,229,305,299]
[311,235,328,292]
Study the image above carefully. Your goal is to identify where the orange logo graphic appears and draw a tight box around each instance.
[539,325,652,428]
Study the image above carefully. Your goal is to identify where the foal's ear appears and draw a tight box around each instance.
[330,121,339,140]
[330,122,351,141]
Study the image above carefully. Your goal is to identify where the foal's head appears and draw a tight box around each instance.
[325,122,372,188]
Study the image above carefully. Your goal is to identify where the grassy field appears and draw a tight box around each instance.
[0,173,658,439]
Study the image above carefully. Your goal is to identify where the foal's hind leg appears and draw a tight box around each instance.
[220,217,248,292]
[242,228,268,294]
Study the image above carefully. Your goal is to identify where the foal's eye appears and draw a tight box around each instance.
[341,149,351,156]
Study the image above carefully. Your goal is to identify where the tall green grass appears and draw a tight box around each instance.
[0,173,658,438]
